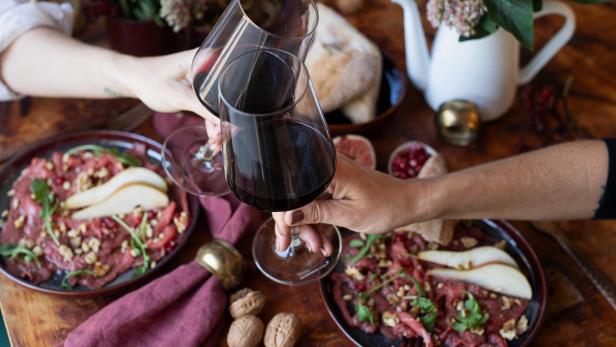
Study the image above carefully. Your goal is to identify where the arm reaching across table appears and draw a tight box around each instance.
[274,140,612,252]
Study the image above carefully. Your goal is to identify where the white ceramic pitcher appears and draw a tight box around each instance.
[392,0,576,121]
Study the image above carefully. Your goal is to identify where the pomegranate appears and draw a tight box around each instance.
[388,141,435,179]
[333,134,377,169]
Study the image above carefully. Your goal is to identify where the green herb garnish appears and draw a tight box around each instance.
[355,302,376,324]
[31,179,60,246]
[0,244,41,267]
[61,269,96,289]
[350,234,382,264]
[452,294,490,333]
[348,239,364,248]
[412,297,438,332]
[112,214,151,275]
[66,145,140,167]
[399,271,426,297]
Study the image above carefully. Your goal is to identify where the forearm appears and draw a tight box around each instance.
[0,27,136,98]
[418,140,609,221]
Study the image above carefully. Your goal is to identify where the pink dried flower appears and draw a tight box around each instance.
[427,0,487,37]
[160,0,191,32]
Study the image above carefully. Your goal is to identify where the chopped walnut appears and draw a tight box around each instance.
[67,229,79,238]
[94,168,109,179]
[499,319,517,340]
[344,266,365,281]
[460,237,479,248]
[87,238,101,253]
[342,294,352,301]
[32,246,43,256]
[516,315,529,335]
[427,242,439,250]
[84,252,98,265]
[62,181,71,191]
[437,282,444,289]
[58,222,67,233]
[13,215,25,228]
[382,311,399,327]
[45,162,54,171]
[7,189,14,197]
[130,248,139,257]
[501,296,513,310]
[12,198,19,210]
[174,212,189,233]
[470,326,485,336]
[58,245,74,262]
[94,263,111,277]
[76,172,92,192]
[1,210,8,218]
[70,236,82,248]
[121,240,129,253]
[424,282,432,292]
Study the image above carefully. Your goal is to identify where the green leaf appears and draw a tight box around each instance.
[113,214,151,273]
[399,271,426,297]
[61,269,96,289]
[411,297,438,332]
[350,234,382,264]
[452,321,468,333]
[486,0,535,49]
[0,245,41,267]
[355,303,376,324]
[452,294,490,332]
[349,239,364,248]
[31,179,60,246]
[66,145,140,167]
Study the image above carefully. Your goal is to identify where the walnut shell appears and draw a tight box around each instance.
[227,315,264,347]
[264,312,301,347]
[229,288,267,319]
[335,0,364,14]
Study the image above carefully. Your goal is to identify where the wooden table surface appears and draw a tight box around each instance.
[1,0,616,346]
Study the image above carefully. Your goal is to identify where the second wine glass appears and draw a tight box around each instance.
[218,49,341,285]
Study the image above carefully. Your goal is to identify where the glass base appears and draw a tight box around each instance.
[162,125,229,197]
[253,217,342,286]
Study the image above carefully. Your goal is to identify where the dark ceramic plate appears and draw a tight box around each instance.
[320,220,548,347]
[326,53,407,134]
[0,130,200,296]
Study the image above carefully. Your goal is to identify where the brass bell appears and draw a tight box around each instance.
[435,100,481,146]
[195,239,244,289]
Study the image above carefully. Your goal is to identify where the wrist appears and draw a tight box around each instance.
[107,52,140,98]
[401,176,449,223]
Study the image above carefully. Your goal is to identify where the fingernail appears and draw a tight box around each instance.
[290,210,304,224]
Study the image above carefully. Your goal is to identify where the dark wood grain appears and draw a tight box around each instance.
[1,0,616,346]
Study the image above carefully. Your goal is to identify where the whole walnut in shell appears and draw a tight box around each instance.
[229,288,267,319]
[264,312,301,347]
[227,315,264,347]
[335,0,364,14]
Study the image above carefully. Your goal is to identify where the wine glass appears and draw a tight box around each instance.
[218,49,342,285]
[162,0,318,196]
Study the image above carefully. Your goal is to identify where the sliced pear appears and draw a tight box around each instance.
[418,246,518,270]
[72,184,169,220]
[429,264,532,299]
[66,168,167,209]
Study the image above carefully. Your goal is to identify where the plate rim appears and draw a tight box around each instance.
[319,219,548,347]
[0,129,201,297]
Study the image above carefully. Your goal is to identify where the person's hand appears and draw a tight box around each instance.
[120,49,216,121]
[273,154,429,252]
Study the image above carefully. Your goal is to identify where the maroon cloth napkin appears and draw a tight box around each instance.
[62,113,262,347]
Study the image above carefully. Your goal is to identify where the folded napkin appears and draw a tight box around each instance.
[62,113,262,347]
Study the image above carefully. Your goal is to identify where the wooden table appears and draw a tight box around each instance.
[1,0,616,345]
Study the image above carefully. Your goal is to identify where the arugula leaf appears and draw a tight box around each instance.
[61,269,96,289]
[348,239,364,248]
[399,271,426,297]
[31,179,60,246]
[355,302,376,324]
[106,148,141,167]
[66,145,140,167]
[350,234,382,264]
[453,294,490,332]
[0,244,41,267]
[412,297,438,332]
[112,214,151,274]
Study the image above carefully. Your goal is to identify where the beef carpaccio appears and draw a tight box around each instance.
[0,144,189,289]
[331,223,530,347]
